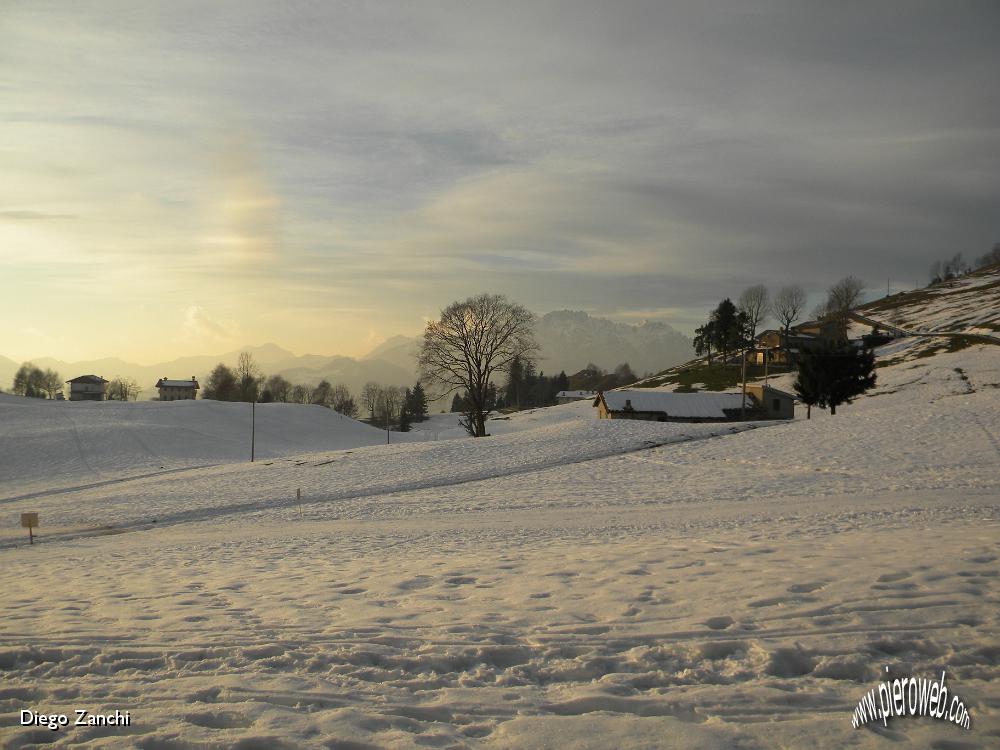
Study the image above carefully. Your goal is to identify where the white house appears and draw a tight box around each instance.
[66,375,107,401]
[155,377,200,401]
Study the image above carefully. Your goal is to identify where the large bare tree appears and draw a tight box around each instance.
[361,381,380,420]
[738,284,769,343]
[419,294,537,437]
[772,284,806,340]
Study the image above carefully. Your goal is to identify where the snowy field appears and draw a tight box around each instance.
[2,343,999,748]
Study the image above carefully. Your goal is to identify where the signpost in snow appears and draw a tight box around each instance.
[20,512,38,545]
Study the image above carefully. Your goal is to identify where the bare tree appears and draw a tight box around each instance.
[419,293,537,437]
[738,285,769,344]
[41,368,64,399]
[106,376,140,401]
[330,384,358,418]
[772,285,806,340]
[361,381,380,420]
[376,386,404,428]
[824,275,865,338]
[235,351,262,402]
[291,384,310,404]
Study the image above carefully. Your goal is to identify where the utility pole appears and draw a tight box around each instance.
[740,346,748,420]
[251,399,256,462]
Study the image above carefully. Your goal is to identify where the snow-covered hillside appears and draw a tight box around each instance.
[860,262,1000,336]
[0,396,406,498]
[0,338,998,747]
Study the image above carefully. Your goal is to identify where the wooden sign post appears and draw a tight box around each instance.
[20,512,38,545]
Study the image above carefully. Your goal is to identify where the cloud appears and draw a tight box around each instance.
[1,1,997,362]
[182,305,238,342]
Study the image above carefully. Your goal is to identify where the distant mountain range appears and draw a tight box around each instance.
[0,311,692,398]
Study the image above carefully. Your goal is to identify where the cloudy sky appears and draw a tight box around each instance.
[2,1,997,363]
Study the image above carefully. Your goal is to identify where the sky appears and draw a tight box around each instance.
[2,1,998,363]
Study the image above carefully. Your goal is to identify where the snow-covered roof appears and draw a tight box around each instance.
[556,390,596,398]
[156,378,199,389]
[597,390,745,418]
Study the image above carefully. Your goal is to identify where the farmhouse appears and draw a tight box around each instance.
[155,377,199,401]
[555,390,597,404]
[66,375,108,402]
[594,387,794,422]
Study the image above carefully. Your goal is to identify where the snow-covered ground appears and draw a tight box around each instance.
[1,342,999,748]
[860,263,1000,336]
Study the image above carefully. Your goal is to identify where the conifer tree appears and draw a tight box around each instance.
[794,341,876,417]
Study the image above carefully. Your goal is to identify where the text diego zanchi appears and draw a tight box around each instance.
[20,709,131,731]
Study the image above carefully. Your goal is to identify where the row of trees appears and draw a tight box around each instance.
[446,358,640,417]
[200,354,431,430]
[11,363,63,399]
[361,381,429,430]
[929,244,1000,284]
[202,353,362,417]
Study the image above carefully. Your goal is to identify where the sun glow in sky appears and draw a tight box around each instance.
[2,1,998,363]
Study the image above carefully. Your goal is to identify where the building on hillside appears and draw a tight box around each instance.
[594,388,794,422]
[750,329,820,367]
[555,390,597,404]
[155,377,199,401]
[66,375,108,401]
[794,316,845,341]
[744,384,795,420]
[749,317,848,368]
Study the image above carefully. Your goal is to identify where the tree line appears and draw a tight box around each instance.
[929,243,1000,284]
[201,352,428,429]
[446,357,641,416]
[11,363,63,399]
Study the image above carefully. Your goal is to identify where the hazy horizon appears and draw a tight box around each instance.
[3,2,997,363]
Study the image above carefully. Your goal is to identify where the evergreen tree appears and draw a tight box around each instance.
[397,405,412,432]
[709,298,750,364]
[555,371,569,392]
[794,341,876,418]
[693,321,716,364]
[407,381,428,422]
[450,392,465,412]
[505,355,525,408]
